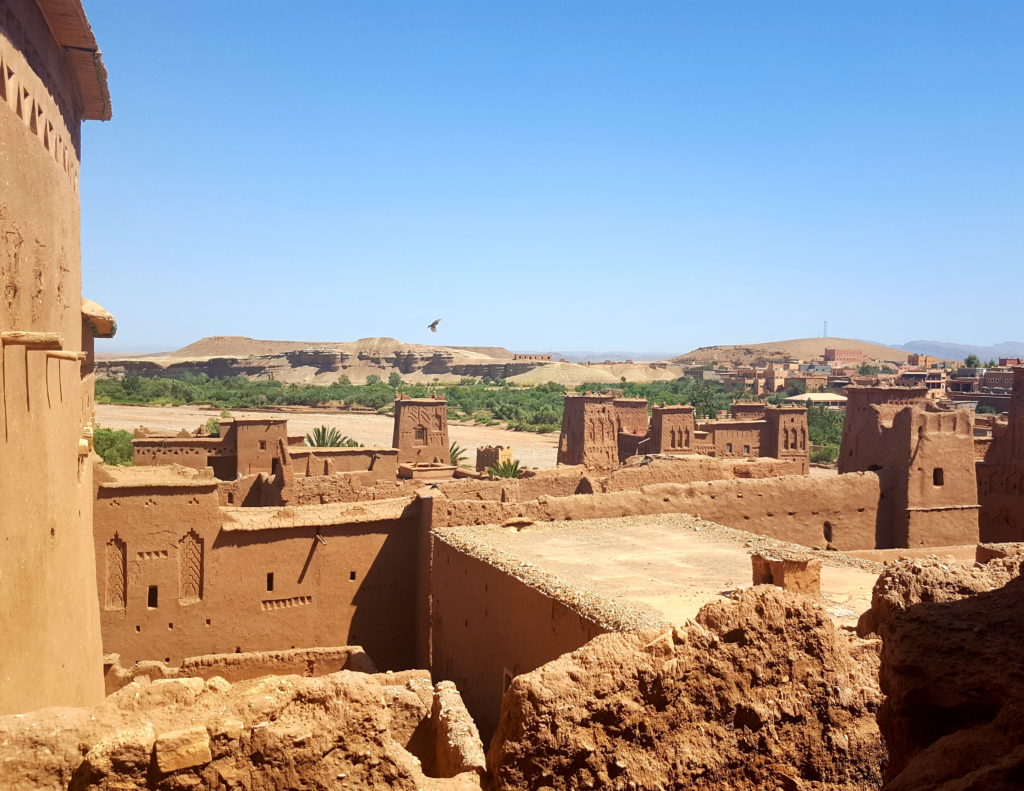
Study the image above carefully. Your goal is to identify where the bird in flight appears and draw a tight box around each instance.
[427,319,442,333]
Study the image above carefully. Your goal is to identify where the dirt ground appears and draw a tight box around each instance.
[94,404,560,469]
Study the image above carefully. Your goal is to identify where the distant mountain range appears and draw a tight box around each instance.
[897,340,1024,362]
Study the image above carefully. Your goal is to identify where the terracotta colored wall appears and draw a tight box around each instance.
[104,645,375,694]
[0,11,104,714]
[695,419,764,458]
[393,397,449,465]
[557,395,619,468]
[977,368,1024,541]
[133,439,223,470]
[95,479,420,671]
[231,419,288,475]
[475,445,512,472]
[288,446,398,480]
[763,406,811,474]
[840,387,978,547]
[731,402,767,421]
[429,535,610,740]
[650,405,694,453]
[429,474,881,550]
[613,398,649,435]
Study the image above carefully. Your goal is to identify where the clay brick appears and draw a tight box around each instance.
[154,726,212,773]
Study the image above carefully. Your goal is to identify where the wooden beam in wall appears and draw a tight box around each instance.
[0,331,63,349]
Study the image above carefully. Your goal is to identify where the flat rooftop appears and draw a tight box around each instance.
[435,514,886,630]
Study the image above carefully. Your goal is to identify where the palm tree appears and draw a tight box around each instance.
[486,459,522,479]
[449,442,468,467]
[305,425,359,447]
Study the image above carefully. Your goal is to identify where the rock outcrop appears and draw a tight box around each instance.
[487,587,883,791]
[867,558,1024,790]
[0,670,484,791]
[858,555,1022,638]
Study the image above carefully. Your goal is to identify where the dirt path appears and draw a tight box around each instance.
[94,403,560,469]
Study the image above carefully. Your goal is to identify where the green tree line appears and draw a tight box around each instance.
[95,373,743,433]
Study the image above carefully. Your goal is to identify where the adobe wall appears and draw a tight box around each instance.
[429,456,801,504]
[230,419,288,475]
[429,532,614,740]
[977,368,1024,541]
[693,419,765,458]
[94,469,422,672]
[0,7,105,714]
[394,396,449,465]
[561,394,809,471]
[763,406,811,474]
[650,405,694,453]
[977,466,1024,542]
[133,438,227,471]
[427,457,800,504]
[840,386,978,547]
[613,397,649,435]
[288,446,398,480]
[429,473,881,550]
[475,445,512,472]
[103,645,377,694]
[557,395,619,468]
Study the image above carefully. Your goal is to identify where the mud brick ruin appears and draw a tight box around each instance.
[5,2,1024,789]
[556,391,811,472]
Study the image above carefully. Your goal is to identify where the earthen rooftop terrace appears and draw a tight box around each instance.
[434,512,882,630]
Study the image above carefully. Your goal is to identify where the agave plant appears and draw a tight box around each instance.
[486,458,522,479]
[449,442,469,467]
[304,425,359,447]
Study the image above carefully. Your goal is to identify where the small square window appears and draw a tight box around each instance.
[258,440,267,451]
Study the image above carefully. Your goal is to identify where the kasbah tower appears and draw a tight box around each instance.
[0,0,113,713]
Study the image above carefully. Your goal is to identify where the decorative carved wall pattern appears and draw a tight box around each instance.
[105,534,127,609]
[0,41,79,192]
[178,530,204,604]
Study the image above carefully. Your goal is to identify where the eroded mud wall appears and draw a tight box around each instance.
[0,2,103,713]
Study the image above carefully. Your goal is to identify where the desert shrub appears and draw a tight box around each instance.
[94,428,134,465]
[487,459,522,479]
[810,445,839,464]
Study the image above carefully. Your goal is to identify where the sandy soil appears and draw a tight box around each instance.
[452,514,884,628]
[94,403,560,469]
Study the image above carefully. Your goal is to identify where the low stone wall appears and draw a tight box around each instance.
[429,529,650,741]
[0,669,486,790]
[288,446,399,480]
[103,645,378,694]
[430,472,882,551]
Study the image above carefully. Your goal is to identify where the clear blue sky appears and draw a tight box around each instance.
[81,1,1024,354]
